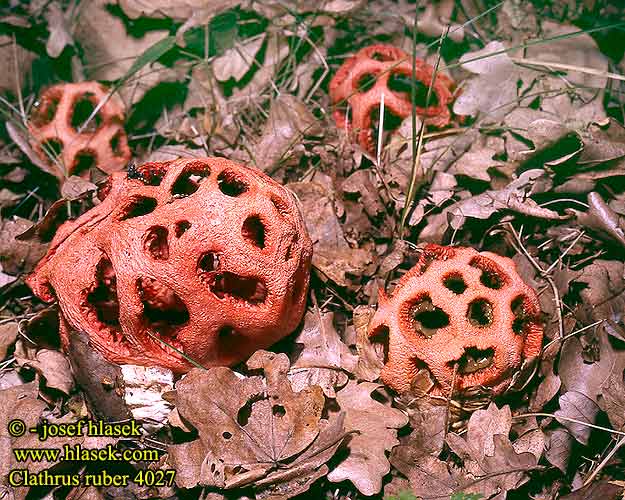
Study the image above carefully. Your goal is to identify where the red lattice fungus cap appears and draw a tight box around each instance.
[329,44,454,153]
[369,244,543,396]
[29,82,131,180]
[26,158,313,372]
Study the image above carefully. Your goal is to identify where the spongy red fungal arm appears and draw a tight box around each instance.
[28,82,131,179]
[26,158,313,373]
[369,244,543,396]
[329,44,454,152]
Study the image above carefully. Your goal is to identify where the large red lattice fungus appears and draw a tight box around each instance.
[329,44,454,153]
[28,81,131,180]
[369,244,543,396]
[26,157,312,372]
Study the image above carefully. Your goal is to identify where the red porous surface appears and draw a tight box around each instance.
[329,44,454,152]
[369,244,543,396]
[28,81,131,180]
[26,157,313,372]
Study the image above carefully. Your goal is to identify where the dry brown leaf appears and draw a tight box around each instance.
[327,380,408,495]
[352,305,384,382]
[14,346,74,395]
[60,176,97,200]
[572,192,625,248]
[74,0,171,89]
[252,94,321,171]
[453,41,524,120]
[288,178,375,288]
[214,34,265,82]
[45,3,73,58]
[169,351,345,496]
[446,403,537,497]
[289,309,358,398]
[0,322,18,360]
[577,259,625,330]
[0,217,49,275]
[0,35,34,93]
[447,169,565,229]
[554,391,600,445]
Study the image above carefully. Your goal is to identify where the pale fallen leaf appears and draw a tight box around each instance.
[45,3,73,58]
[253,94,321,171]
[327,380,408,496]
[555,391,600,445]
[169,351,346,497]
[289,308,358,398]
[213,34,266,82]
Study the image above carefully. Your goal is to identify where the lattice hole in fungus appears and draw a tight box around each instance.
[218,169,248,197]
[86,256,121,331]
[175,220,191,237]
[242,216,266,249]
[137,277,189,336]
[467,298,494,327]
[443,272,467,294]
[144,226,169,260]
[410,297,450,338]
[118,196,157,220]
[209,272,267,304]
[172,166,210,197]
[70,93,102,133]
[470,257,506,290]
[453,346,495,375]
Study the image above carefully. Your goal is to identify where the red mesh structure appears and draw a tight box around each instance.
[29,81,131,180]
[369,244,543,396]
[27,158,313,372]
[329,44,454,153]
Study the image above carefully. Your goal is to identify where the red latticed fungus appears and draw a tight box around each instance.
[26,157,313,372]
[369,244,543,396]
[28,81,131,180]
[329,44,454,153]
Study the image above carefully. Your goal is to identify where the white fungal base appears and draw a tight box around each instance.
[120,364,174,434]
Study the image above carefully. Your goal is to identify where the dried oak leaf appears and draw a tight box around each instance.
[554,391,600,445]
[578,119,625,165]
[453,41,525,121]
[352,305,384,382]
[14,345,74,395]
[570,192,625,249]
[327,381,408,496]
[288,178,374,288]
[576,259,625,332]
[599,351,625,430]
[446,403,537,498]
[289,308,358,398]
[0,217,49,275]
[252,94,321,172]
[214,34,265,82]
[168,351,346,497]
[0,322,18,360]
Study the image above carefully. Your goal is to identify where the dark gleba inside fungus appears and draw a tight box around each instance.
[369,244,543,396]
[26,157,313,372]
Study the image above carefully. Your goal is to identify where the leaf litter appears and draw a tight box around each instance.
[1,0,625,499]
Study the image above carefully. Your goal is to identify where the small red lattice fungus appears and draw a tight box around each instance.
[29,82,131,180]
[26,157,312,372]
[369,244,543,396]
[329,44,454,153]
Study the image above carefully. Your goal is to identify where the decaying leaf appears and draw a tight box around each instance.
[14,346,74,395]
[213,34,266,82]
[328,381,408,495]
[453,41,524,120]
[0,217,49,275]
[252,94,321,171]
[289,308,358,397]
[555,391,600,445]
[169,351,346,497]
[288,177,375,288]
